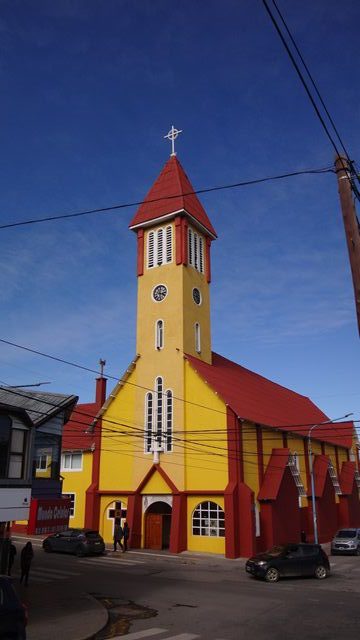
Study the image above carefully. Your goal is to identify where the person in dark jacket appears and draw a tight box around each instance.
[123,522,130,552]
[20,541,34,586]
[8,542,17,576]
[113,523,124,551]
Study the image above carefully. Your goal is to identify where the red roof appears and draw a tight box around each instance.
[129,156,217,238]
[185,352,353,448]
[62,402,97,451]
[339,460,357,495]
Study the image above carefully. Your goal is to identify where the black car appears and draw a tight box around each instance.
[0,575,27,639]
[42,528,105,557]
[245,543,330,583]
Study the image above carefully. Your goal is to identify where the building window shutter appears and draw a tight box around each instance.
[145,393,153,453]
[165,390,173,452]
[194,232,198,270]
[157,229,164,265]
[156,376,163,447]
[148,231,155,268]
[166,225,172,263]
[199,237,204,273]
[188,228,193,266]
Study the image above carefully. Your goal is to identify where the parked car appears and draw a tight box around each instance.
[245,543,330,583]
[331,528,360,555]
[42,528,105,557]
[0,575,27,639]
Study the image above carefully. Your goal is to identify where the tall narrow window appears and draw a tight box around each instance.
[148,231,155,268]
[156,377,163,447]
[157,228,164,265]
[188,228,193,265]
[145,393,153,453]
[155,320,164,349]
[199,237,204,273]
[165,390,173,452]
[194,232,198,270]
[166,226,172,263]
[195,322,201,353]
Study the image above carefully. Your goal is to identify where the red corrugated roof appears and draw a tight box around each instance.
[339,460,356,495]
[62,402,97,451]
[129,156,217,237]
[185,352,353,448]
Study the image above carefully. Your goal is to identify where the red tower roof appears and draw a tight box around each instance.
[129,156,217,238]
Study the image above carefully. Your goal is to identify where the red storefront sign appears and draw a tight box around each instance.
[27,497,71,535]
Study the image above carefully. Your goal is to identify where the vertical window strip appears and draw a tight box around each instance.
[166,225,172,263]
[157,228,164,265]
[188,228,193,265]
[145,393,153,453]
[199,237,204,273]
[195,322,201,353]
[156,320,164,349]
[156,377,163,447]
[194,232,198,270]
[148,231,155,268]
[165,390,173,452]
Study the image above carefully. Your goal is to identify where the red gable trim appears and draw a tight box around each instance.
[258,448,290,501]
[135,464,179,495]
[129,156,217,238]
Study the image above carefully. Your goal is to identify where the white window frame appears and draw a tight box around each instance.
[155,319,164,350]
[36,454,49,471]
[147,226,173,269]
[61,452,83,472]
[188,227,205,274]
[195,322,201,353]
[144,377,173,454]
[63,492,76,518]
[192,501,225,537]
[147,231,155,268]
[144,392,153,454]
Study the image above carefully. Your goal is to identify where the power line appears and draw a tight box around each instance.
[0,166,334,231]
[262,1,360,201]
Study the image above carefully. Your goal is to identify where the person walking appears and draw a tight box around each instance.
[113,523,124,551]
[20,541,34,586]
[8,541,17,576]
[123,521,130,552]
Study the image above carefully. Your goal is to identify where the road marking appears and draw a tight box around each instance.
[78,556,144,565]
[77,558,143,568]
[112,629,167,639]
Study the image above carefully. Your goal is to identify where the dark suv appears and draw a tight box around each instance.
[42,528,105,557]
[246,543,330,583]
[0,575,27,639]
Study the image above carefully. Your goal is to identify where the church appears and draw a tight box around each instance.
[62,135,360,558]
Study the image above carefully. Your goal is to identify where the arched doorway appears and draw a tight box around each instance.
[144,501,172,550]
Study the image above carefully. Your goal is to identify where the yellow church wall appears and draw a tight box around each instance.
[141,471,172,495]
[184,362,228,492]
[187,495,225,554]
[337,447,349,470]
[61,451,92,528]
[99,368,138,492]
[262,428,283,469]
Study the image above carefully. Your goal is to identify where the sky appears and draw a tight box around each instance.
[0,0,359,427]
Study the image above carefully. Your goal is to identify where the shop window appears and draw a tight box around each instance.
[192,501,225,537]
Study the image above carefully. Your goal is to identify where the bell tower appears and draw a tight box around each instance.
[129,129,217,471]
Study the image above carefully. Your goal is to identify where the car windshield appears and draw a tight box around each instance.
[265,545,286,557]
[336,530,357,538]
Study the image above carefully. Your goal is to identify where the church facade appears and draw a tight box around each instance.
[70,151,360,558]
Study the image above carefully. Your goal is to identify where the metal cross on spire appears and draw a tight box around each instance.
[164,125,183,157]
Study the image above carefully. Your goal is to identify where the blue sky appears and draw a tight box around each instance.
[0,0,359,425]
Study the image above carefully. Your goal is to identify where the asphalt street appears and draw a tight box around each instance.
[9,537,360,640]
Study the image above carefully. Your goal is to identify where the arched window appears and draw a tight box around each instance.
[147,231,155,268]
[155,319,164,350]
[192,501,225,537]
[165,390,173,452]
[166,225,172,263]
[145,393,153,453]
[199,237,204,273]
[188,228,193,265]
[188,227,205,273]
[194,232,199,270]
[195,322,201,353]
[156,376,163,446]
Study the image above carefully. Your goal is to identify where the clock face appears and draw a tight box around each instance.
[192,288,201,305]
[153,284,168,302]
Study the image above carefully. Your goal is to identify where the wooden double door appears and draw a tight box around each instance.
[144,510,171,550]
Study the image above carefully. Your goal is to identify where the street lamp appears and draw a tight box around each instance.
[308,413,353,544]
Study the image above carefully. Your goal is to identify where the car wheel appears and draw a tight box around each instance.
[314,565,328,579]
[355,547,360,556]
[265,567,280,583]
[75,545,86,557]
[43,541,52,553]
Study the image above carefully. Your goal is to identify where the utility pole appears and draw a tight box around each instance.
[335,155,360,336]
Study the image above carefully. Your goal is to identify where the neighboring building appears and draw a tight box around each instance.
[61,375,107,530]
[0,387,78,535]
[78,152,360,557]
